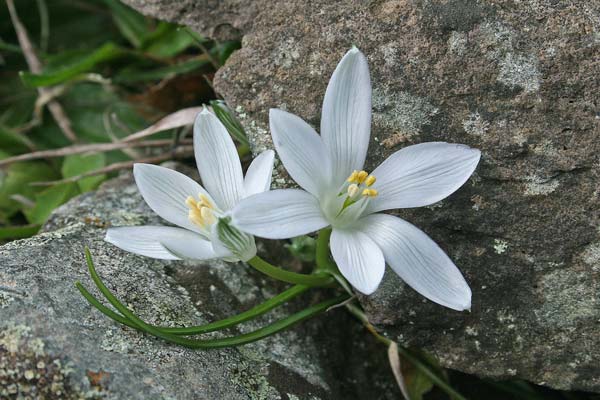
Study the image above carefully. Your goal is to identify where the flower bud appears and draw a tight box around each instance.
[214,217,257,262]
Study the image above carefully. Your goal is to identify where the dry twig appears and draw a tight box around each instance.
[6,0,78,143]
[29,146,194,186]
[0,139,191,166]
[121,107,203,142]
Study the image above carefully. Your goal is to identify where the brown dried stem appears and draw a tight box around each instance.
[29,146,194,187]
[6,0,78,143]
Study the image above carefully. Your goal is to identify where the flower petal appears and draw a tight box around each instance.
[194,108,244,211]
[232,189,329,239]
[269,109,331,196]
[133,163,213,233]
[105,226,217,260]
[243,150,275,197]
[360,213,471,311]
[367,142,481,213]
[330,228,385,295]
[321,47,372,183]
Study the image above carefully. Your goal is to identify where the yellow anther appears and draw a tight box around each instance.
[365,175,376,187]
[347,170,359,183]
[199,194,213,209]
[189,209,204,226]
[347,183,360,198]
[362,188,378,197]
[356,170,368,184]
[200,207,216,225]
[185,196,197,209]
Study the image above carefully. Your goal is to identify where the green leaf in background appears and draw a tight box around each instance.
[0,224,40,240]
[115,56,210,83]
[0,38,21,53]
[286,236,316,262]
[0,127,33,155]
[62,153,106,192]
[19,42,125,88]
[216,41,242,66]
[182,27,207,45]
[143,25,197,58]
[0,162,58,222]
[24,182,79,225]
[403,364,435,400]
[401,350,449,400]
[102,0,149,48]
[25,83,148,147]
[210,100,250,147]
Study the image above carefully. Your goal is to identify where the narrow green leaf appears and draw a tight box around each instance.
[0,39,21,53]
[61,153,106,192]
[143,25,197,58]
[216,40,241,65]
[77,282,308,335]
[102,0,149,48]
[183,27,207,45]
[114,57,210,83]
[210,100,250,146]
[19,43,124,87]
[0,224,40,240]
[80,248,348,348]
[0,127,33,155]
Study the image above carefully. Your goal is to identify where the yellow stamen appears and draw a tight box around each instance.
[362,188,378,197]
[189,209,204,226]
[199,194,213,209]
[200,207,216,225]
[347,183,360,198]
[185,196,197,209]
[356,170,368,184]
[365,175,376,187]
[187,194,217,227]
[347,170,359,183]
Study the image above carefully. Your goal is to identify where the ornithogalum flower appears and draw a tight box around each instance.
[106,108,275,262]
[232,48,480,310]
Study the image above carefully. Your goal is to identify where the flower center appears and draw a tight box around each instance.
[339,169,378,211]
[186,194,217,228]
[322,170,378,228]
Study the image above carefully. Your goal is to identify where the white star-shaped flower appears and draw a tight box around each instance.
[232,48,480,310]
[106,108,275,262]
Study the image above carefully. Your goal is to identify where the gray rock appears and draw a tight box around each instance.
[123,0,600,392]
[0,170,397,399]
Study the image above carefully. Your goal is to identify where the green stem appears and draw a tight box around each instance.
[315,228,354,295]
[345,303,468,400]
[76,282,308,335]
[247,255,334,287]
[315,227,334,271]
[81,248,346,348]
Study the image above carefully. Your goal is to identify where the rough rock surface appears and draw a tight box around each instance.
[0,169,397,399]
[124,0,600,392]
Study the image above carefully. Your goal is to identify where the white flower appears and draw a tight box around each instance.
[232,48,480,310]
[105,108,275,262]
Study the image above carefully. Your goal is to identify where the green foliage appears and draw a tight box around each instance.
[0,0,239,239]
[286,236,317,262]
[20,43,125,87]
[0,223,40,239]
[62,153,106,192]
[24,182,79,224]
[0,162,58,222]
[400,350,441,400]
